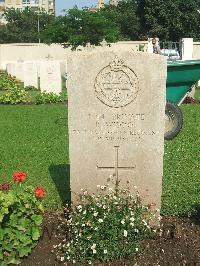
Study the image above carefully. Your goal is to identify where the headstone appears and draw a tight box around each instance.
[7,63,17,77]
[6,63,13,75]
[14,62,24,82]
[67,50,167,215]
[182,38,193,60]
[24,61,38,88]
[2,61,16,71]
[40,61,62,94]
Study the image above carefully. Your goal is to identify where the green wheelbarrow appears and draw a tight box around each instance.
[165,59,200,140]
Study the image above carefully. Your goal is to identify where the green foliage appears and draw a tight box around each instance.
[138,0,200,40]
[0,85,28,104]
[42,8,120,48]
[24,85,39,91]
[57,177,156,265]
[102,1,141,40]
[35,91,67,104]
[0,71,21,91]
[1,1,200,45]
[0,8,54,43]
[0,71,28,104]
[0,178,45,265]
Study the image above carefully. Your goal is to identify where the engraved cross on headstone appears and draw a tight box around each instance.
[97,146,135,181]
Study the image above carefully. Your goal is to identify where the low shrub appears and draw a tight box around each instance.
[0,85,28,104]
[24,85,39,91]
[0,71,22,91]
[57,176,158,265]
[35,91,67,104]
[0,172,46,265]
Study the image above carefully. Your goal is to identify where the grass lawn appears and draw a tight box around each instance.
[195,87,200,99]
[0,105,69,209]
[0,103,199,216]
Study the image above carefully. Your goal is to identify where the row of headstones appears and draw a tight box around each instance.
[5,60,66,94]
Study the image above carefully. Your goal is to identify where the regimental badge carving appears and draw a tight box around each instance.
[94,57,139,108]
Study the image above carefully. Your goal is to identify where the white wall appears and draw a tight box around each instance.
[0,43,70,69]
[0,41,149,70]
[193,42,200,60]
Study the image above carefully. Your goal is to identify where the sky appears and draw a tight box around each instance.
[56,0,98,15]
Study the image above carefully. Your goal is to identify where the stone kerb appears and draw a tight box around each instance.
[67,48,167,215]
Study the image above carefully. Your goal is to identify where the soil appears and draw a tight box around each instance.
[21,212,200,266]
[183,97,200,104]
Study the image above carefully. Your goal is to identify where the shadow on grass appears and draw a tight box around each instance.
[49,164,71,206]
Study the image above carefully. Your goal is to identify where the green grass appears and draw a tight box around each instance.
[0,105,69,209]
[0,104,199,216]
[162,104,200,216]
[195,87,200,99]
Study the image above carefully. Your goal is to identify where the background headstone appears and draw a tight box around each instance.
[14,62,24,82]
[24,61,38,88]
[67,49,167,213]
[182,38,193,60]
[7,63,17,77]
[6,63,13,75]
[40,61,62,94]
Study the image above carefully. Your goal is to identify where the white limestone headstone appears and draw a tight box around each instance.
[2,61,16,71]
[6,63,13,75]
[14,62,24,82]
[8,63,17,77]
[67,49,167,215]
[24,61,38,89]
[40,61,62,94]
[182,38,193,60]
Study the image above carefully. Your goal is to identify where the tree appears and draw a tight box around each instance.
[41,8,120,48]
[0,8,54,43]
[115,0,141,40]
[138,0,200,41]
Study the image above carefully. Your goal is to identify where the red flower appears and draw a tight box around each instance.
[35,187,46,198]
[13,172,27,183]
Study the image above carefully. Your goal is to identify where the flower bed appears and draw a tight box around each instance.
[0,172,45,265]
[56,176,158,265]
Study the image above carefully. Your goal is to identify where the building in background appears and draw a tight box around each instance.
[4,0,55,13]
[97,0,105,9]
[96,0,122,9]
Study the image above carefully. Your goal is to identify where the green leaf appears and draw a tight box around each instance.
[0,229,4,241]
[7,256,21,265]
[31,214,43,226]
[18,246,32,258]
[31,226,41,241]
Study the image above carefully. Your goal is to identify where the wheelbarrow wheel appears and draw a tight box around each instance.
[165,101,183,140]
